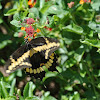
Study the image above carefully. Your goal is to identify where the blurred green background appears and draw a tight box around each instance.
[0,0,100,100]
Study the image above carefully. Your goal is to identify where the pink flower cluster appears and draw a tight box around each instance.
[25,26,36,37]
[26,18,35,25]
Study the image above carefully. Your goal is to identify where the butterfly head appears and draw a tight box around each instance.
[24,37,32,45]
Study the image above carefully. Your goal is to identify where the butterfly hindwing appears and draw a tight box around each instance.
[25,52,57,79]
[48,53,58,72]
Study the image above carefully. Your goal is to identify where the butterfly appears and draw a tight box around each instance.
[5,37,60,79]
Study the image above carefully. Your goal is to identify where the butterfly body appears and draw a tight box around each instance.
[5,37,60,79]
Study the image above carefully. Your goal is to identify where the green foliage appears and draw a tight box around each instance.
[1,0,100,100]
[23,82,36,98]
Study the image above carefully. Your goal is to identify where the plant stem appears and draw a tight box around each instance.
[84,61,99,99]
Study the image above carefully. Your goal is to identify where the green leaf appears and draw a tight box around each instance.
[81,39,100,48]
[13,13,20,21]
[28,13,35,18]
[53,15,60,25]
[0,79,8,98]
[0,59,5,64]
[63,37,72,45]
[61,95,68,100]
[0,40,12,49]
[57,10,69,21]
[0,18,3,24]
[6,73,15,82]
[0,3,2,9]
[61,55,68,65]
[3,82,11,88]
[25,96,39,100]
[74,45,86,62]
[9,78,16,96]
[23,0,28,8]
[45,5,62,15]
[20,10,28,19]
[43,72,57,81]
[13,32,19,37]
[44,91,50,97]
[23,82,36,98]
[4,9,18,16]
[45,72,57,78]
[0,83,1,98]
[62,23,83,35]
[39,15,47,26]
[88,21,100,33]
[16,69,22,77]
[56,0,66,9]
[73,92,80,100]
[40,1,53,14]
[44,96,57,100]
[4,96,16,100]
[59,46,68,54]
[79,63,86,77]
[29,7,39,17]
[39,0,45,9]
[10,20,22,27]
[66,58,76,68]
[64,85,73,91]
[91,0,100,11]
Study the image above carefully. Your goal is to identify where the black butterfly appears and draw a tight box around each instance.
[5,37,60,79]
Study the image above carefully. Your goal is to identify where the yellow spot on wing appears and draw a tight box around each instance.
[17,57,23,63]
[49,59,53,63]
[30,49,37,57]
[19,62,32,67]
[39,67,44,72]
[33,69,37,74]
[6,70,10,73]
[8,65,13,71]
[44,38,50,44]
[37,68,40,73]
[50,55,54,59]
[40,63,44,66]
[10,56,15,63]
[26,68,30,72]
[51,53,54,56]
[30,68,33,73]
[38,46,42,52]
[17,50,30,64]
[45,63,49,68]
[45,49,50,59]
[47,61,52,67]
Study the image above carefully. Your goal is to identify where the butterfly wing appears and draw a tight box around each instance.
[5,45,32,73]
[29,37,60,59]
[25,52,57,79]
[24,37,59,79]
[5,37,60,80]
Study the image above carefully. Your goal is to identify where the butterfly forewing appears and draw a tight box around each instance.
[30,37,60,59]
[5,45,32,73]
